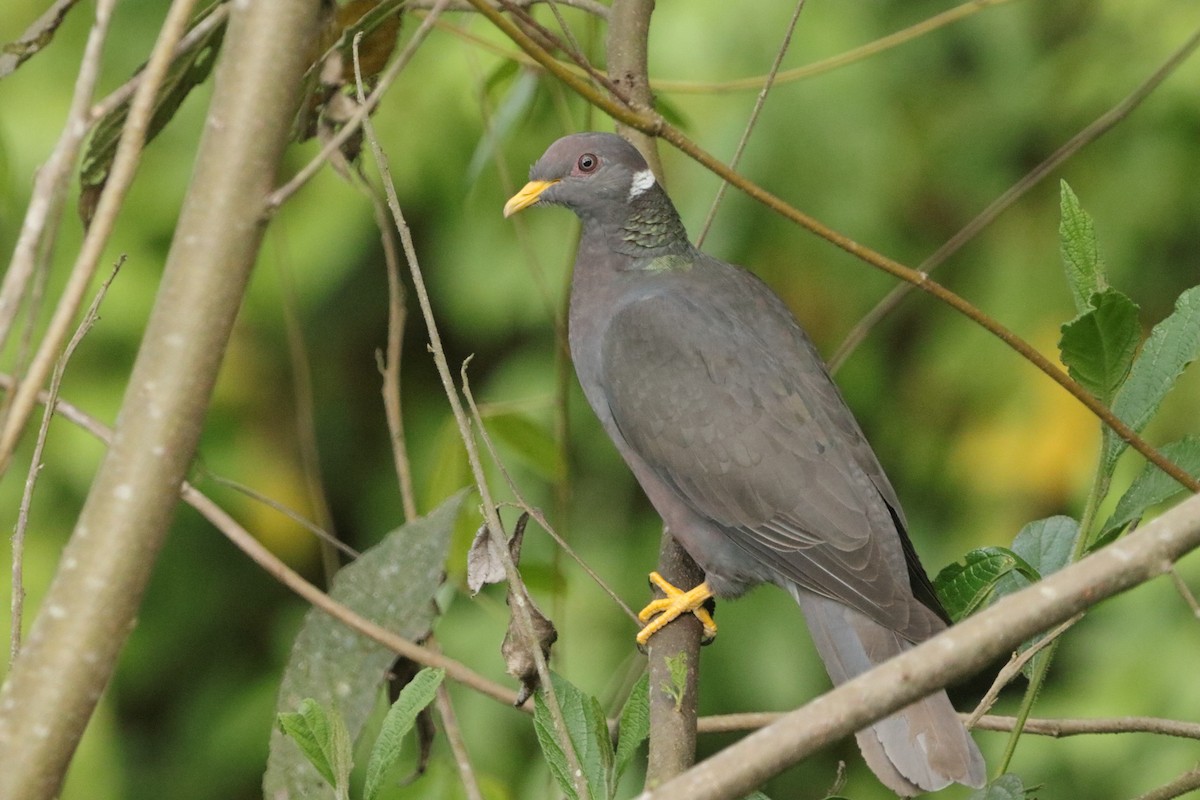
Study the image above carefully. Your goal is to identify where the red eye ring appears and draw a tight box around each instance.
[577,153,599,173]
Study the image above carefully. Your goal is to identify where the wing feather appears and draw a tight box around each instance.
[599,261,940,639]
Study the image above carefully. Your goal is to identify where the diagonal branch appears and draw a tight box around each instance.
[640,492,1200,799]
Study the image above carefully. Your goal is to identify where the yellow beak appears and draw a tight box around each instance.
[503,179,559,218]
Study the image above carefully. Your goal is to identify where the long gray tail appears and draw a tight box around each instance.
[791,587,986,796]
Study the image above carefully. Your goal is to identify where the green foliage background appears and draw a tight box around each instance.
[2,1,1199,798]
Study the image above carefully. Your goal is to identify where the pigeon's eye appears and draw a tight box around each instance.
[577,153,599,173]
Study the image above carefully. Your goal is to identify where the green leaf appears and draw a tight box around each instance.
[363,667,446,800]
[1058,181,1107,315]
[614,673,649,784]
[264,492,465,799]
[1058,289,1140,405]
[934,547,1039,622]
[485,411,566,481]
[1101,435,1200,540]
[327,708,353,800]
[968,772,1026,800]
[1102,285,1200,473]
[533,672,613,800]
[992,516,1080,612]
[1010,515,1080,578]
[665,652,689,712]
[277,699,337,788]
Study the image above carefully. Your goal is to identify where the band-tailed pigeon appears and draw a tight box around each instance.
[504,132,985,796]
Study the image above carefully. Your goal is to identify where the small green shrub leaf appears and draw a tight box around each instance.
[968,772,1026,800]
[277,699,337,788]
[1058,181,1106,314]
[934,547,1038,622]
[1102,285,1200,473]
[1058,289,1140,405]
[533,672,613,800]
[614,673,649,784]
[363,667,445,800]
[1101,435,1200,541]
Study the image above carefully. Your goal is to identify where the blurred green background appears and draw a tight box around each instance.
[2,0,1199,797]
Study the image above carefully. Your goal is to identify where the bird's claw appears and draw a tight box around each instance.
[635,571,717,647]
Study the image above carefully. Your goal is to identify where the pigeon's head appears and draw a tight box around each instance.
[503,133,660,221]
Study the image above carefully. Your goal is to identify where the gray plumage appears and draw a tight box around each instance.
[507,132,985,795]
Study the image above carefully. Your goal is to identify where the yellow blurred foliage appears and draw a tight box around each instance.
[951,328,1097,507]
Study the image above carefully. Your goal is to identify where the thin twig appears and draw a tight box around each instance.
[187,485,526,705]
[697,712,1200,741]
[0,0,87,78]
[695,0,807,247]
[435,684,486,800]
[964,613,1082,728]
[459,368,639,622]
[467,0,1200,496]
[265,3,446,213]
[829,24,1200,372]
[86,3,231,124]
[1133,766,1200,800]
[0,0,118,356]
[200,473,360,559]
[275,251,345,582]
[350,30,592,798]
[656,0,1018,94]
[0,0,202,477]
[0,370,526,710]
[1169,567,1200,620]
[10,259,122,664]
[368,179,419,521]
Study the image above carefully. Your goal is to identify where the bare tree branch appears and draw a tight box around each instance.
[0,0,320,795]
[1134,766,1200,800]
[698,711,1200,742]
[639,492,1200,799]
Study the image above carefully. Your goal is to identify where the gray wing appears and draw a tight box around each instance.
[599,265,940,640]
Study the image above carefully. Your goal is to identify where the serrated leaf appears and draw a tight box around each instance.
[968,772,1026,800]
[363,667,445,800]
[1059,181,1106,315]
[327,708,353,800]
[263,492,465,799]
[1102,285,1200,473]
[614,673,649,784]
[277,699,337,788]
[1101,435,1200,540]
[992,516,1080,603]
[934,547,1038,622]
[1011,515,1080,578]
[79,5,226,224]
[665,652,689,712]
[1058,289,1140,405]
[485,411,566,481]
[533,672,613,800]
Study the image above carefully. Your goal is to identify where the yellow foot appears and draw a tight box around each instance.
[636,571,717,647]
